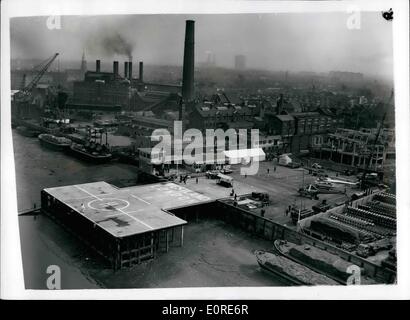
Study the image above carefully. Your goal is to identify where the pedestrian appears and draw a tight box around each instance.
[81,203,85,212]
[288,205,292,212]
[274,166,277,172]
[196,177,198,184]
[245,173,247,178]
[267,168,270,174]
[285,208,288,216]
[234,194,237,201]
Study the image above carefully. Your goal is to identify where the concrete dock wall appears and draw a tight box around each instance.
[214,199,396,284]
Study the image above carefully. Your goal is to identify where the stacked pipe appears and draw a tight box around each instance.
[346,207,396,229]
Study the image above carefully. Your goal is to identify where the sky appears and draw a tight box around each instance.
[10,12,394,80]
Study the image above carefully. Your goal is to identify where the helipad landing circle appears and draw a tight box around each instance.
[87,198,130,212]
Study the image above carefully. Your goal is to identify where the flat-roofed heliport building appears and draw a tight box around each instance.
[41,181,212,269]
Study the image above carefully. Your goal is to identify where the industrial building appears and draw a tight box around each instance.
[67,60,132,112]
[310,128,395,170]
[41,181,217,269]
[234,54,246,70]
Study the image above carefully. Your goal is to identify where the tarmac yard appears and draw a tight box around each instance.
[229,161,357,227]
[97,219,287,288]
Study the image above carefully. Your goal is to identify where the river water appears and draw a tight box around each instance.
[13,130,139,289]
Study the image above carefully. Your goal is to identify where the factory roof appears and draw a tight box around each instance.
[194,103,253,118]
[43,181,215,238]
[290,112,322,118]
[132,116,172,127]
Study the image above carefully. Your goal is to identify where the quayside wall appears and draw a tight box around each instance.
[170,199,396,284]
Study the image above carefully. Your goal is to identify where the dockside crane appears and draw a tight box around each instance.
[16,53,59,101]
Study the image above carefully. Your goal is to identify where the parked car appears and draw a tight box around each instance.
[309,167,326,176]
[220,168,233,174]
[311,163,322,169]
[206,170,220,179]
[298,184,320,199]
[286,161,301,169]
[216,173,234,187]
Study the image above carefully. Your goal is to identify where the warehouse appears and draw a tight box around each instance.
[41,181,212,269]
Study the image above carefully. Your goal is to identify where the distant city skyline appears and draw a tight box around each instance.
[10,12,393,81]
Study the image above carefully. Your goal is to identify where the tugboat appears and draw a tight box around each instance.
[38,133,72,151]
[68,127,112,163]
[255,250,338,286]
[69,141,112,163]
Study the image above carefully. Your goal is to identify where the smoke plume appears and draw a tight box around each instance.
[86,31,134,60]
[101,33,134,59]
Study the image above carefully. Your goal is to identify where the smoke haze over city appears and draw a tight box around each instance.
[11,12,393,81]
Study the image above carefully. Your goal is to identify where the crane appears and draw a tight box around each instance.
[16,53,59,100]
[360,89,393,189]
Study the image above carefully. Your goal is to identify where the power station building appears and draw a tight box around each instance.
[67,60,132,112]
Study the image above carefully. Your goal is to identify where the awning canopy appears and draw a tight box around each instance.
[223,148,265,164]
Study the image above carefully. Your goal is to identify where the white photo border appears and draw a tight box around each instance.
[1,0,409,300]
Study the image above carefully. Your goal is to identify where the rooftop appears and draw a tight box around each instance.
[43,181,218,238]
[276,114,295,122]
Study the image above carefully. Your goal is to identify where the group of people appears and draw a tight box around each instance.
[284,204,293,216]
[178,174,199,184]
[179,175,189,184]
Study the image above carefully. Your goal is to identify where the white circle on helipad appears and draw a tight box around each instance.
[88,198,130,212]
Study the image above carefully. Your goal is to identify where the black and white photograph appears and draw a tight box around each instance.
[1,0,409,300]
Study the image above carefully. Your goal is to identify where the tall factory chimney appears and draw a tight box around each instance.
[139,61,144,82]
[182,20,195,102]
[113,61,119,76]
[277,93,284,114]
[96,60,101,72]
[128,61,133,80]
[124,62,129,79]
